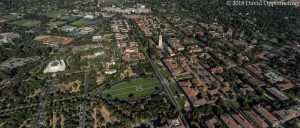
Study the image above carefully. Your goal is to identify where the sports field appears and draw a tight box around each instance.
[11,20,41,27]
[102,78,161,100]
[45,9,69,18]
[60,15,80,22]
[34,35,74,45]
[3,14,19,21]
[71,18,91,27]
[50,37,64,42]
[47,21,66,27]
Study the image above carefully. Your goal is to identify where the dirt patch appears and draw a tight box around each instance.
[50,112,59,128]
[99,106,117,123]
[60,114,65,128]
[96,75,105,85]
[123,67,136,77]
[19,119,29,128]
[92,107,98,128]
[0,123,5,127]
[58,80,81,93]
[28,89,41,98]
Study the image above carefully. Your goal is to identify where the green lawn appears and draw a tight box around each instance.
[3,14,19,21]
[160,70,171,78]
[49,37,64,42]
[177,96,186,108]
[60,15,80,22]
[169,83,183,95]
[102,78,161,100]
[10,20,41,27]
[45,9,69,18]
[70,18,91,27]
[47,21,66,27]
[169,82,187,108]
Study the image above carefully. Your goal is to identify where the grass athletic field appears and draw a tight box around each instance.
[45,9,69,18]
[11,20,41,27]
[47,21,66,27]
[3,14,19,21]
[50,37,64,42]
[102,78,161,100]
[71,18,91,27]
[60,15,80,22]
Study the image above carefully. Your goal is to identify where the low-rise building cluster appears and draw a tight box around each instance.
[111,19,145,62]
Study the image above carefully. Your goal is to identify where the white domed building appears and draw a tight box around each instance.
[43,60,66,73]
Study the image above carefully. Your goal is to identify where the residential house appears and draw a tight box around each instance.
[253,105,279,127]
[274,107,300,122]
[231,113,254,128]
[266,87,289,101]
[243,110,269,128]
[220,114,240,128]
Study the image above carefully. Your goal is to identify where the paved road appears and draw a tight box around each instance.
[33,79,55,128]
[79,71,90,128]
[131,23,190,127]
[141,48,190,128]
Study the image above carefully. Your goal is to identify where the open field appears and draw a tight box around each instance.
[160,70,171,78]
[34,35,74,45]
[177,95,187,108]
[50,112,59,128]
[10,20,41,27]
[169,83,187,108]
[102,78,160,100]
[169,83,182,95]
[71,18,91,27]
[58,80,81,93]
[47,21,66,27]
[50,37,64,42]
[60,114,65,128]
[60,15,80,22]
[45,9,69,18]
[3,14,19,21]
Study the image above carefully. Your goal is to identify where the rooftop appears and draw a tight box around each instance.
[231,113,254,128]
[266,87,289,101]
[274,107,300,122]
[220,114,240,128]
[254,106,279,126]
[243,110,269,128]
[205,117,218,128]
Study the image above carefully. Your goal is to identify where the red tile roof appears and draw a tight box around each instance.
[220,114,240,128]
[179,81,192,87]
[266,87,289,101]
[276,80,295,90]
[243,110,269,128]
[190,97,207,106]
[231,113,254,128]
[211,66,224,74]
[181,86,198,98]
[274,107,300,122]
[254,106,279,126]
[205,117,218,128]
